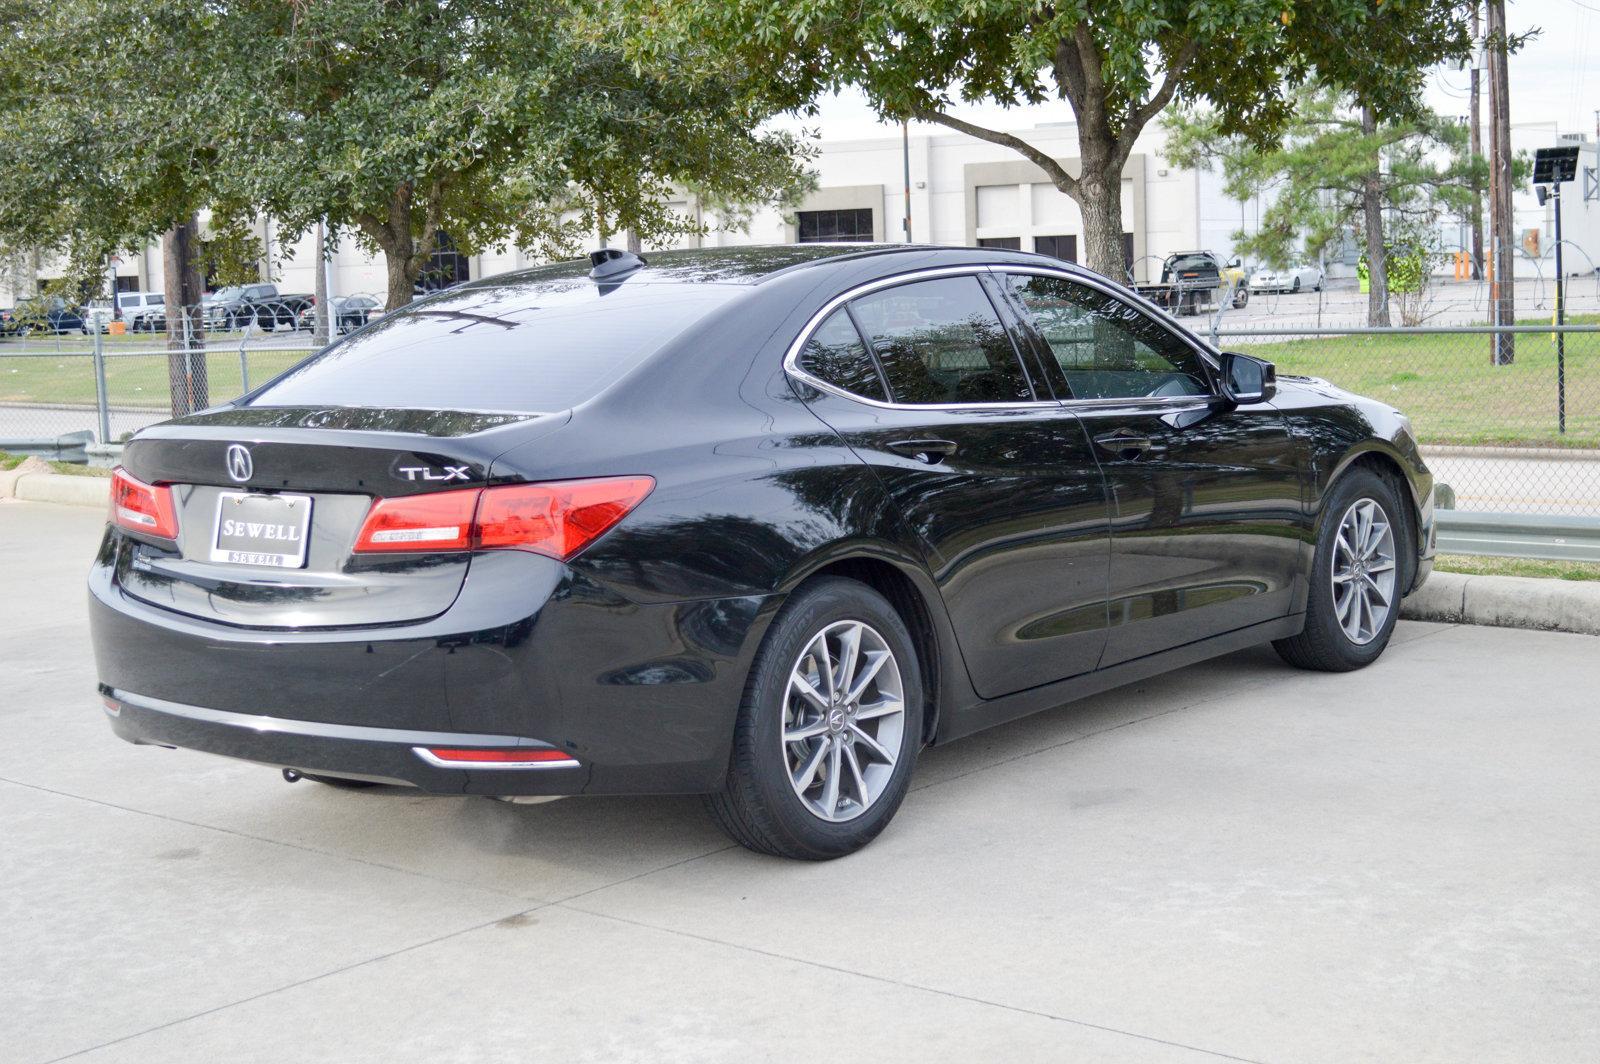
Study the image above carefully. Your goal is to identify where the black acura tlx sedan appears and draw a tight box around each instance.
[91,244,1435,859]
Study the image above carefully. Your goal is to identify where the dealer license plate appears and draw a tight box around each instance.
[211,492,313,568]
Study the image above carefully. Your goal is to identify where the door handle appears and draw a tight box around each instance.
[1093,431,1162,460]
[888,438,959,464]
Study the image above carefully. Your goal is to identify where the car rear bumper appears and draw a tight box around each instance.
[100,688,592,794]
[89,534,778,795]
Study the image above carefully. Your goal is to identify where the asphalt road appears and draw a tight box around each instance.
[5,500,1598,1064]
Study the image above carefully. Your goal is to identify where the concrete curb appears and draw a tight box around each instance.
[0,461,110,508]
[1403,571,1600,637]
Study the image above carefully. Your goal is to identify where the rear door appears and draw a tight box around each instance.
[999,269,1304,667]
[791,269,1111,698]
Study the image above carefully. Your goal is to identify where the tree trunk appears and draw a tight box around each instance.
[383,248,414,311]
[1078,168,1128,281]
[162,215,208,416]
[1360,107,1391,328]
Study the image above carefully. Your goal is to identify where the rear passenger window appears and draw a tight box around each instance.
[849,277,1034,405]
[797,310,887,402]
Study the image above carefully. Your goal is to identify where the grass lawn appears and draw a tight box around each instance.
[1433,553,1600,582]
[2,321,1596,448]
[0,449,111,476]
[0,347,311,409]
[1252,328,1599,448]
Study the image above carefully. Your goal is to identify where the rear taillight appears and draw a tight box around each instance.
[352,476,654,561]
[351,488,478,552]
[110,467,179,540]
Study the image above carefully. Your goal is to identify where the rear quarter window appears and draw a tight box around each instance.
[247,278,741,413]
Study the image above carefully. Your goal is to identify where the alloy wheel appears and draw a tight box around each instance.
[1331,498,1397,645]
[781,620,906,823]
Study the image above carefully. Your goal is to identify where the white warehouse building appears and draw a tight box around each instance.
[10,117,1598,306]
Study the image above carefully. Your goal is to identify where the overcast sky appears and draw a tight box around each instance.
[770,0,1592,143]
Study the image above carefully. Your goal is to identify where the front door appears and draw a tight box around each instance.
[792,271,1111,698]
[1000,269,1305,667]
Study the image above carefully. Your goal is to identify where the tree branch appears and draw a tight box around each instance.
[1117,38,1200,162]
[911,107,1080,197]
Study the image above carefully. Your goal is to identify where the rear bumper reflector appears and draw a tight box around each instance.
[412,746,579,769]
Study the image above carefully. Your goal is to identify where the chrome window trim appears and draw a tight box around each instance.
[781,265,1061,412]
[784,261,1225,412]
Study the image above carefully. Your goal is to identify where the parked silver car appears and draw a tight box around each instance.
[1250,264,1325,293]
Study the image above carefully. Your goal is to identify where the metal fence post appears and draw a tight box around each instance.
[238,333,250,395]
[91,325,112,446]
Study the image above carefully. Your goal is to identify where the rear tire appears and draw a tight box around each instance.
[707,576,923,860]
[1274,468,1408,672]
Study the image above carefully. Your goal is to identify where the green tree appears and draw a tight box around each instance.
[1165,85,1489,324]
[217,0,812,309]
[0,0,233,410]
[624,0,1475,278]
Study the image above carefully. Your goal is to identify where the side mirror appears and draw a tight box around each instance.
[1227,256,1241,269]
[1219,351,1276,405]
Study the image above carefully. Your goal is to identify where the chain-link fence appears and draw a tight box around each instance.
[0,295,385,455]
[3,309,1596,520]
[1217,324,1600,517]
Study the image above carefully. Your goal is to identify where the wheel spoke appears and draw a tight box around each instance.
[790,671,830,714]
[835,623,862,701]
[784,718,830,743]
[1363,574,1391,606]
[848,722,894,764]
[792,740,829,792]
[854,696,903,721]
[1363,521,1390,559]
[1341,587,1362,640]
[815,637,837,701]
[821,740,842,817]
[845,649,890,704]
[1334,583,1356,625]
[842,742,870,809]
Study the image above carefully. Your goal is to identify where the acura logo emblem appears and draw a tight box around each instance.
[225,444,253,483]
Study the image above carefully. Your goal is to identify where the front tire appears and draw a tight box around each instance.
[1274,468,1407,672]
[707,577,923,860]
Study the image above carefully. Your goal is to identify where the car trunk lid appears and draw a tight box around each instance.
[112,406,567,629]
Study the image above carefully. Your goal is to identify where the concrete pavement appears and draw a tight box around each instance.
[4,500,1598,1063]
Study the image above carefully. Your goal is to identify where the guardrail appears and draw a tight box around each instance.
[1434,511,1600,564]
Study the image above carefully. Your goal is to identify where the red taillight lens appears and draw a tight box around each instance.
[474,477,655,560]
[351,487,478,552]
[418,747,577,765]
[351,476,653,560]
[110,467,179,540]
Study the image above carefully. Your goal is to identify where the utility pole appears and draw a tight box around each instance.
[1468,2,1484,280]
[313,220,330,347]
[1486,0,1515,364]
[902,122,913,242]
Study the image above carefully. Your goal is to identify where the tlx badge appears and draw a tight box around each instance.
[396,465,471,483]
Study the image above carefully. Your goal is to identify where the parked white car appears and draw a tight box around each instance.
[1250,264,1324,293]
[85,291,167,332]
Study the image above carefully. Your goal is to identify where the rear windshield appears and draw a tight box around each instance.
[247,278,741,413]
